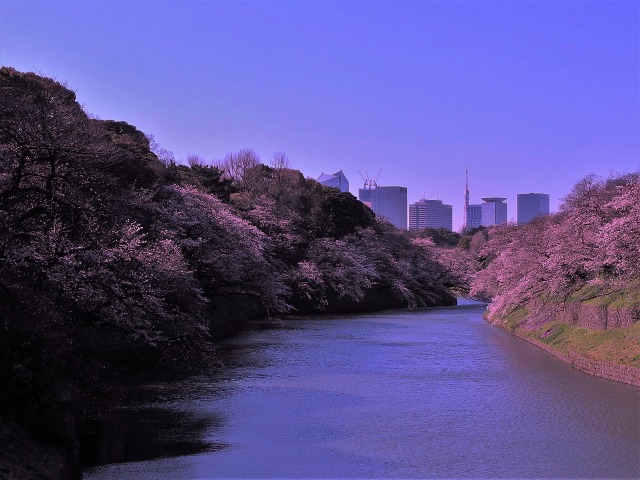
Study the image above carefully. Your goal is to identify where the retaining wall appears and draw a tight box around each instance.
[511,330,640,387]
[529,301,640,330]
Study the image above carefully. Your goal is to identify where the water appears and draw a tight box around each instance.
[83,301,640,479]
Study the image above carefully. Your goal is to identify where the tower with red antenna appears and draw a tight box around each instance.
[463,166,470,231]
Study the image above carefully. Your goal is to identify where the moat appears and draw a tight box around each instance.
[84,300,639,479]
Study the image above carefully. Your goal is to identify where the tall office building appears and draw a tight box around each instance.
[359,185,407,229]
[317,170,349,193]
[517,193,549,225]
[409,199,453,231]
[466,204,482,229]
[481,197,508,226]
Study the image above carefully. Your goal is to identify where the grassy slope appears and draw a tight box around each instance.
[566,280,640,308]
[522,321,640,368]
[500,283,640,368]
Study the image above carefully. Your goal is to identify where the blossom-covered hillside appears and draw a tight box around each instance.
[471,173,640,375]
[0,68,464,476]
[472,173,640,321]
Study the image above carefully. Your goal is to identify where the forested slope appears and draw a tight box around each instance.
[0,68,463,477]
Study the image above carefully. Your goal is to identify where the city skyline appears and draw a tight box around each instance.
[325,168,550,231]
[324,167,545,231]
[2,1,637,230]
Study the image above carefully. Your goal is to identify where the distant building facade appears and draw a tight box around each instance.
[466,204,482,229]
[481,197,508,226]
[359,185,407,229]
[409,199,453,231]
[317,170,349,193]
[517,193,549,225]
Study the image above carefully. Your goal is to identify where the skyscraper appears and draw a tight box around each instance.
[517,193,549,225]
[359,185,407,229]
[481,197,508,226]
[466,204,482,229]
[409,199,453,231]
[317,170,349,193]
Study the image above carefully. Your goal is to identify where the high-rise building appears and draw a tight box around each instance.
[517,193,549,225]
[466,204,482,229]
[409,199,453,231]
[359,185,407,229]
[481,197,508,226]
[317,170,349,193]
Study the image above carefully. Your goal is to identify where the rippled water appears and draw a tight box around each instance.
[84,301,640,479]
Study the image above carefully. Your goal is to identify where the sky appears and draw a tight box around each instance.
[1,0,638,230]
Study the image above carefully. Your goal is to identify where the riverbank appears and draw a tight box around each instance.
[496,307,640,387]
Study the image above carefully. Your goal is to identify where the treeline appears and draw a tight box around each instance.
[0,67,463,470]
[471,173,640,322]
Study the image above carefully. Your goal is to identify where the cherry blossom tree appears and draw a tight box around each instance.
[157,185,291,314]
[598,174,640,281]
[472,173,640,323]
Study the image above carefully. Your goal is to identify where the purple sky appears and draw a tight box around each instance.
[2,0,638,230]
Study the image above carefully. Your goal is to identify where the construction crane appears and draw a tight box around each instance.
[358,169,382,189]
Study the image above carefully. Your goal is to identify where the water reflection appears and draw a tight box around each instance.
[84,303,640,479]
[81,407,226,468]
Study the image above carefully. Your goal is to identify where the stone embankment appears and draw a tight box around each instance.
[510,328,640,387]
[565,350,640,386]
[529,300,640,330]
[496,298,640,386]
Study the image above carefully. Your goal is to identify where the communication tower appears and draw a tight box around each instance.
[463,166,470,231]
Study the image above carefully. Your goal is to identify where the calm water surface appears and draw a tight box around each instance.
[84,301,640,479]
